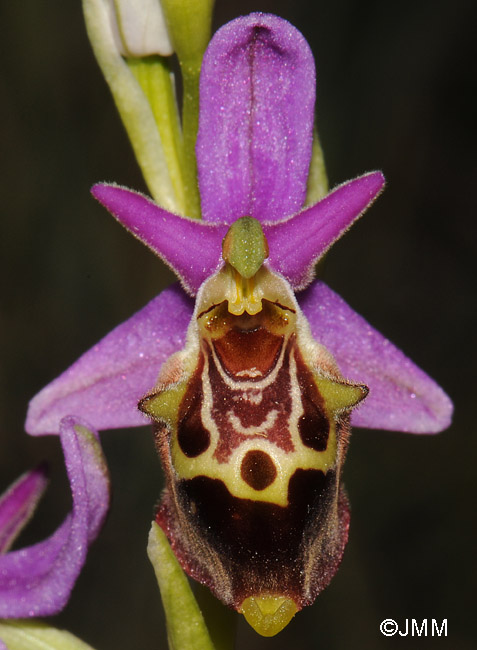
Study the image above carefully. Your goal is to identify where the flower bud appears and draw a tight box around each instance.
[109,0,173,57]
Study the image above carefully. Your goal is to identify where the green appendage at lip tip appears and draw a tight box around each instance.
[222,217,270,279]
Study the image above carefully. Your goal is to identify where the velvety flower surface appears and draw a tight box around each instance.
[196,13,315,224]
[24,11,452,635]
[0,418,109,618]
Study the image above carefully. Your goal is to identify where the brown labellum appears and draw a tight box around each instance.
[140,223,367,636]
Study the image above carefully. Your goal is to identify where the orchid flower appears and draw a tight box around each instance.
[24,11,451,638]
[0,418,110,619]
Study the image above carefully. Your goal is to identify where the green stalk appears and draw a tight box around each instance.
[306,128,329,205]
[147,522,216,650]
[161,0,216,219]
[128,56,187,215]
[179,62,202,218]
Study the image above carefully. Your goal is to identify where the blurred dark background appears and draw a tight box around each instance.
[1,1,476,648]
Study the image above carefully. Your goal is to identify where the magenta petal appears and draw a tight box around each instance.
[197,13,315,224]
[91,184,227,294]
[299,282,453,433]
[0,417,110,617]
[264,172,386,290]
[26,285,193,436]
[0,466,48,554]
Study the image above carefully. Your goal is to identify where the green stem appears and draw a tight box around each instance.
[180,62,202,218]
[147,522,216,650]
[305,128,329,205]
[128,56,187,215]
[160,0,216,219]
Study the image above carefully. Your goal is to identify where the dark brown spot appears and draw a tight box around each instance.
[178,407,210,457]
[240,450,277,490]
[298,403,330,452]
[295,349,330,452]
[177,355,210,458]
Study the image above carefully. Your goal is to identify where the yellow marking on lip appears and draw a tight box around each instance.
[170,349,338,507]
[241,595,298,637]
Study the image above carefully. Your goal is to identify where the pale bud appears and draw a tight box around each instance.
[108,0,173,57]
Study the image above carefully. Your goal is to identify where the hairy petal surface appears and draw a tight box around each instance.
[299,282,453,433]
[0,467,48,554]
[264,172,385,290]
[0,418,110,618]
[197,13,315,224]
[91,184,227,294]
[26,285,193,436]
